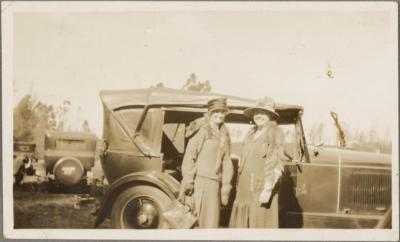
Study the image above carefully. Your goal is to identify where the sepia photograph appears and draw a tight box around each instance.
[2,1,398,240]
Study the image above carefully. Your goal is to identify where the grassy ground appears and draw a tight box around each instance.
[13,188,110,229]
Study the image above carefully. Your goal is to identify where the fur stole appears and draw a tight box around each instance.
[244,121,285,189]
[186,116,231,173]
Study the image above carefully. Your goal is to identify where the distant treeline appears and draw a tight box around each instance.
[308,122,392,154]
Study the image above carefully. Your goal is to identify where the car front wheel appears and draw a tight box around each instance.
[111,185,171,229]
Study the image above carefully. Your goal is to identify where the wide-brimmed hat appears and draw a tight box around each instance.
[244,97,279,119]
[207,98,229,113]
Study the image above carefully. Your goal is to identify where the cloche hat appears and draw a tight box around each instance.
[207,98,229,113]
[243,97,279,119]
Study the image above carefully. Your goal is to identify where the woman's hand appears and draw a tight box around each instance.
[221,195,229,206]
[183,182,194,196]
[178,182,194,203]
[258,189,272,204]
[177,188,185,203]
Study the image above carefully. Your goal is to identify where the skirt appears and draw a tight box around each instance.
[229,192,279,228]
[193,176,221,228]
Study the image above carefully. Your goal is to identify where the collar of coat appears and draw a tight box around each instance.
[200,118,230,142]
[245,121,285,145]
[185,115,230,140]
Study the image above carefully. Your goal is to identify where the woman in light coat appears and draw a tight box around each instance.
[229,97,286,228]
[180,98,234,228]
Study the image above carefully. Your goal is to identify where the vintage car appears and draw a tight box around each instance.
[44,131,97,186]
[13,141,37,160]
[13,142,37,184]
[94,87,392,229]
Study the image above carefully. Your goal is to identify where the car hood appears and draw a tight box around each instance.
[309,145,392,167]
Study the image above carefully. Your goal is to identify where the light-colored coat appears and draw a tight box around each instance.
[181,122,233,228]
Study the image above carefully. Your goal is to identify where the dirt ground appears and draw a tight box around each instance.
[13,187,111,229]
[13,186,234,229]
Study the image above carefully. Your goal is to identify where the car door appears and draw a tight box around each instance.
[280,152,341,228]
[279,122,340,228]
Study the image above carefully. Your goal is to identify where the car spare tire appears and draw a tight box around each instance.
[53,157,84,186]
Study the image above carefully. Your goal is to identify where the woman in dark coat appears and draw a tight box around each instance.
[229,97,286,228]
[180,98,234,228]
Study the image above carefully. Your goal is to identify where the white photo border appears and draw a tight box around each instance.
[2,1,398,240]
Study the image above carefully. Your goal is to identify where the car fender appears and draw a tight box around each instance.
[94,170,180,228]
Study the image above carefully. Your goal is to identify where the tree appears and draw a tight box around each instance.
[347,127,391,154]
[308,122,324,145]
[13,94,37,141]
[14,94,59,158]
[32,101,58,157]
[182,73,212,92]
[54,100,72,131]
[151,82,164,88]
[81,120,92,133]
[330,112,346,148]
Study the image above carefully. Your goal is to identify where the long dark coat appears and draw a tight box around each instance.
[181,121,234,228]
[229,121,285,228]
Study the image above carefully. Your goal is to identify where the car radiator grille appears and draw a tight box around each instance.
[348,170,391,208]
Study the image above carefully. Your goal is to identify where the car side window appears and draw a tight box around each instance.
[162,123,185,154]
[114,108,164,154]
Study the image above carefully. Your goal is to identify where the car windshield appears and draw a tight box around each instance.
[55,139,86,151]
[226,122,305,162]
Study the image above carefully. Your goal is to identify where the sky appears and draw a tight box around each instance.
[9,2,397,143]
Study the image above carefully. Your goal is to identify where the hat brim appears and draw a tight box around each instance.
[243,107,279,119]
[208,107,229,113]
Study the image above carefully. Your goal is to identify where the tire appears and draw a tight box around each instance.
[111,185,171,229]
[53,157,84,186]
[14,167,25,185]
